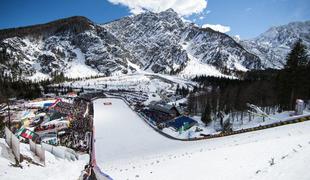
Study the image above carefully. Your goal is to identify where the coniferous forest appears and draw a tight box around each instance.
[0,75,42,103]
[187,40,310,125]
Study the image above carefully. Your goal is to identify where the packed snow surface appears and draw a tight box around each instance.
[93,98,185,163]
[93,98,310,180]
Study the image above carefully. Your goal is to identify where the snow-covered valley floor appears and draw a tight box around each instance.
[59,72,196,95]
[93,98,310,180]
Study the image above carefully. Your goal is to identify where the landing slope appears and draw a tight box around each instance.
[93,98,186,163]
[93,98,310,180]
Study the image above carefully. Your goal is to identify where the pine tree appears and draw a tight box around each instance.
[283,39,308,109]
[201,102,212,125]
[285,39,308,69]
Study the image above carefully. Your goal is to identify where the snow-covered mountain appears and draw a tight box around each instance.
[103,9,261,74]
[241,20,310,69]
[0,16,140,79]
[0,9,264,80]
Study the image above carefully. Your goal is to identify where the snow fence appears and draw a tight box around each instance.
[42,143,78,161]
[5,126,20,162]
[29,139,45,165]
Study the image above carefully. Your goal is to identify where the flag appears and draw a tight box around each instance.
[20,128,35,139]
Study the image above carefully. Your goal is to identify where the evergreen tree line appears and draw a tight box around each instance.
[0,72,70,103]
[0,68,107,103]
[175,84,190,97]
[0,74,42,103]
[188,40,310,125]
[43,85,85,96]
[48,71,107,84]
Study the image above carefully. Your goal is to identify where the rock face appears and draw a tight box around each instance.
[181,26,261,71]
[0,16,138,78]
[0,9,268,79]
[241,21,310,69]
[103,9,261,74]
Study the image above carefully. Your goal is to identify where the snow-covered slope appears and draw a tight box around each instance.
[93,98,310,180]
[241,20,310,68]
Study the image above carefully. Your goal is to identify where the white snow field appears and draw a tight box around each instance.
[93,98,310,180]
[0,138,89,180]
[59,72,197,96]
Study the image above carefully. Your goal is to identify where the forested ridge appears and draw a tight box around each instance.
[187,40,310,125]
[0,16,92,41]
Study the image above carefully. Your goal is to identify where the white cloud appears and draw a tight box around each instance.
[192,10,211,22]
[233,35,241,42]
[107,0,208,16]
[202,24,231,33]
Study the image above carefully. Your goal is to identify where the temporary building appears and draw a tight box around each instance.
[149,101,180,117]
[166,116,197,132]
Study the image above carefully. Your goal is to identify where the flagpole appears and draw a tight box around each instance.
[7,99,11,131]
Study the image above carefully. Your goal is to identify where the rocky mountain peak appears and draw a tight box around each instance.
[159,8,179,17]
[241,20,310,68]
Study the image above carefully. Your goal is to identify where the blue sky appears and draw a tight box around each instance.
[1,0,309,39]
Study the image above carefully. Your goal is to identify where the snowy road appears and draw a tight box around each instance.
[93,98,310,180]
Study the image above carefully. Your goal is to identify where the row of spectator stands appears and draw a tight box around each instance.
[166,116,198,132]
[34,124,58,135]
[67,98,92,152]
[73,100,89,125]
[48,111,68,121]
[78,92,106,101]
[106,90,148,104]
[51,101,74,117]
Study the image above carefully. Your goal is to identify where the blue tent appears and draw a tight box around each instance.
[43,102,53,107]
[167,116,197,131]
